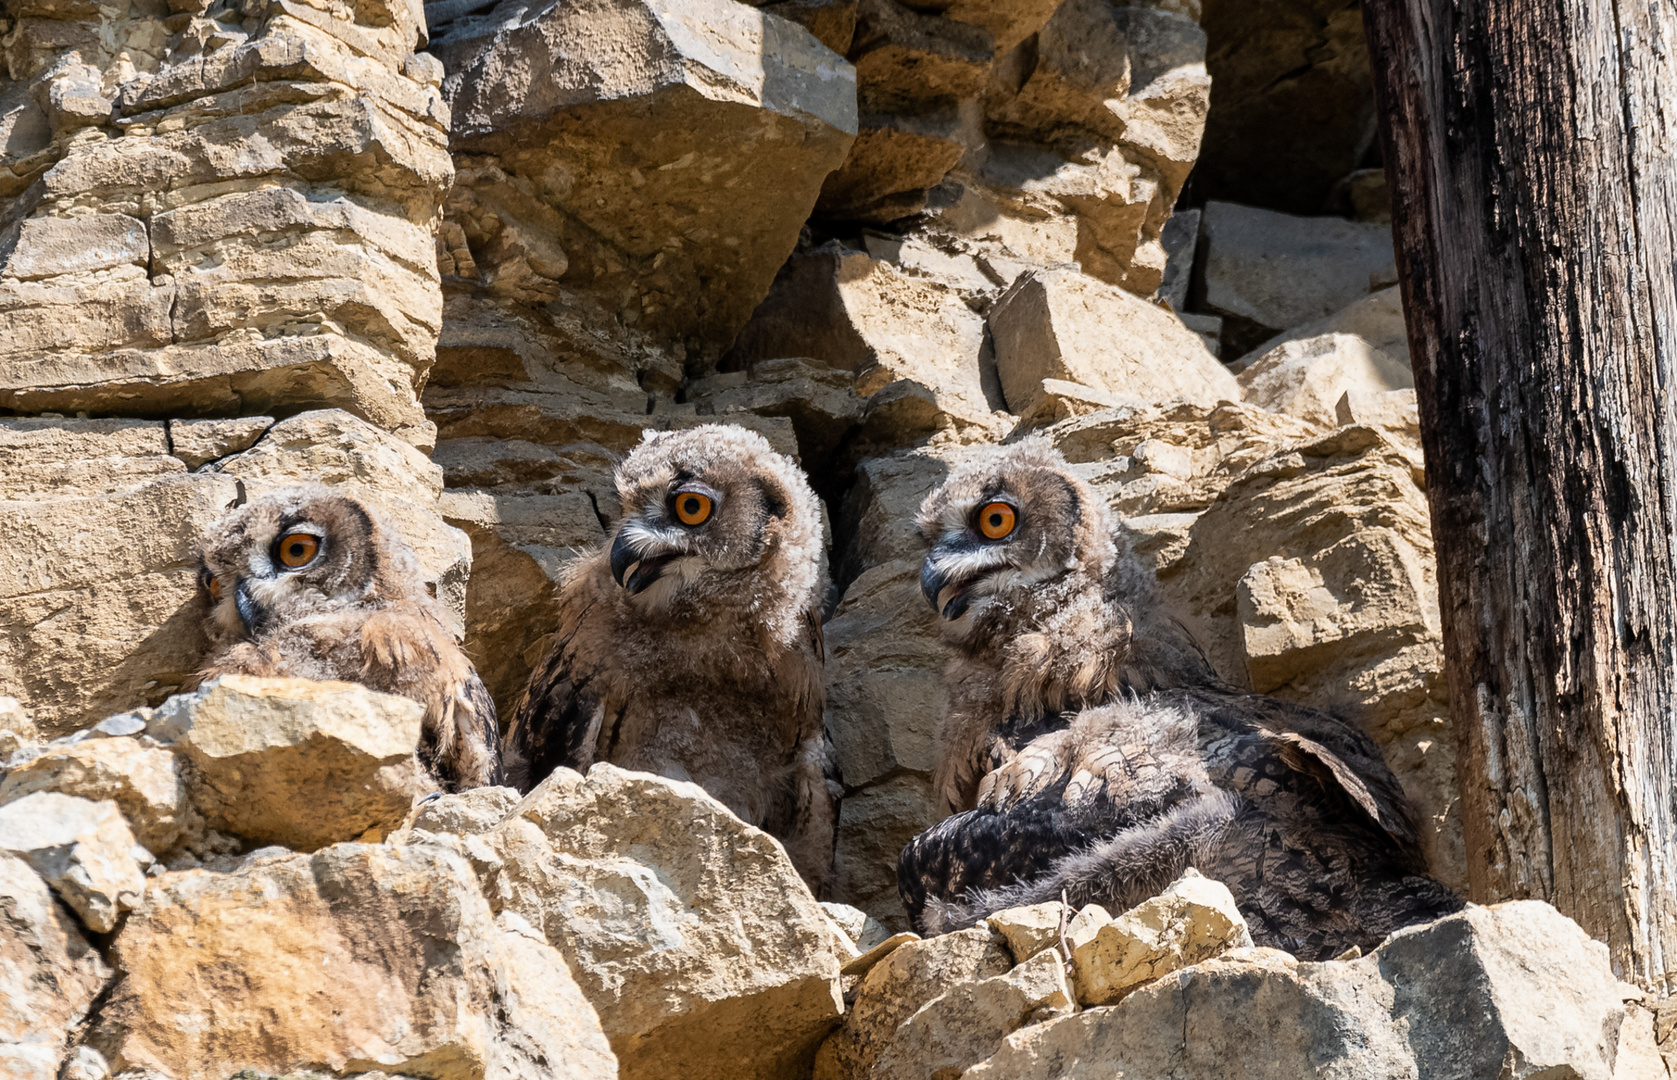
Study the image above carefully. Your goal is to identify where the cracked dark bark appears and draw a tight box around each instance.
[1364,0,1677,990]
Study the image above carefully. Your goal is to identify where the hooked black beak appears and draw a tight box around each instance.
[233,578,265,634]
[610,530,677,596]
[921,554,977,621]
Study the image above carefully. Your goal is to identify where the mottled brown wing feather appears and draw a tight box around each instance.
[359,606,503,792]
[504,624,607,795]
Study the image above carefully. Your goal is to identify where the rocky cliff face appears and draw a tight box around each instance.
[1,0,1664,1076]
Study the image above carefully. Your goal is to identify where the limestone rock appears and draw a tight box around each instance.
[1237,331,1413,429]
[1337,388,1420,437]
[1236,285,1410,371]
[0,0,452,440]
[990,0,1209,193]
[149,676,424,852]
[0,697,38,760]
[845,931,923,979]
[491,911,623,1080]
[0,734,200,854]
[1196,201,1396,354]
[808,0,1210,290]
[0,853,112,1071]
[56,1046,110,1080]
[950,0,1210,296]
[822,444,970,925]
[963,902,1647,1080]
[988,902,1073,965]
[1194,0,1377,215]
[0,417,239,738]
[754,0,861,54]
[690,357,867,475]
[825,559,947,923]
[824,900,899,955]
[1159,207,1201,312]
[1328,166,1394,224]
[91,841,616,1080]
[816,110,968,223]
[485,763,845,1080]
[433,0,857,365]
[165,417,273,470]
[1069,870,1252,1006]
[989,269,1238,420]
[0,792,146,933]
[1197,428,1455,883]
[818,926,1013,1079]
[876,949,1076,1080]
[440,487,607,714]
[400,784,521,839]
[729,244,1005,437]
[850,0,994,115]
[833,767,946,929]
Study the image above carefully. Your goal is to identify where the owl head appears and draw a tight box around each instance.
[916,436,1114,644]
[606,424,825,631]
[198,484,419,641]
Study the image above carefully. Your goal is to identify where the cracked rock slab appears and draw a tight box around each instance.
[484,763,846,1080]
[433,0,857,365]
[91,841,616,1080]
[0,852,112,1071]
[0,792,146,933]
[149,675,423,853]
[962,901,1647,1080]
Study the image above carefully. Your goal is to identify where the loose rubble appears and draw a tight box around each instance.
[1066,870,1252,1006]
[964,901,1659,1080]
[0,792,146,934]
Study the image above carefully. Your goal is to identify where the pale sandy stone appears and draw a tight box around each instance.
[433,0,856,363]
[876,948,1077,1080]
[149,676,423,853]
[987,901,1073,965]
[817,925,1012,1080]
[1238,331,1412,429]
[963,902,1643,1080]
[485,763,845,1080]
[0,735,201,853]
[91,842,615,1080]
[989,269,1239,420]
[0,853,111,1067]
[0,792,146,933]
[1069,870,1252,1006]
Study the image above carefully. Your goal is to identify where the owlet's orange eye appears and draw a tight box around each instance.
[208,577,222,600]
[276,532,320,568]
[977,501,1017,540]
[674,492,713,526]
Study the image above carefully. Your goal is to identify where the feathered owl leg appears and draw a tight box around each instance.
[187,641,289,688]
[776,734,843,899]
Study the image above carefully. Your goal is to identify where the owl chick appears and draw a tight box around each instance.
[504,425,842,895]
[193,484,502,793]
[898,437,1459,959]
